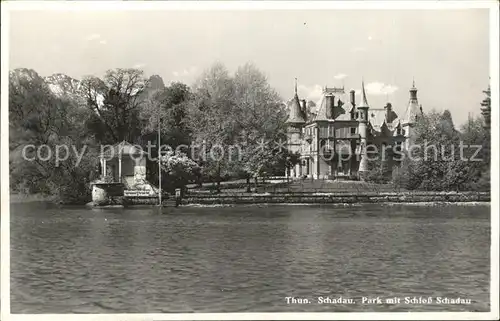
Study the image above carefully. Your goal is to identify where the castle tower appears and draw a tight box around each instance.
[286,78,306,178]
[357,80,370,176]
[402,79,421,150]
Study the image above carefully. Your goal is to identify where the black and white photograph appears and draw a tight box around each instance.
[1,1,499,320]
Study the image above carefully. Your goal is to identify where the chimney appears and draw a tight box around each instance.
[384,102,392,122]
[300,99,306,112]
[325,95,334,119]
[350,90,356,106]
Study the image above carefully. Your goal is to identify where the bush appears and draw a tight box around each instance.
[160,151,200,193]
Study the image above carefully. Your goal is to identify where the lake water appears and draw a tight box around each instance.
[10,202,490,313]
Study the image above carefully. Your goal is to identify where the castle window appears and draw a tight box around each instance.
[350,127,356,134]
[356,112,359,119]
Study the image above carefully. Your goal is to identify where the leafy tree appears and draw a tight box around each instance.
[9,69,98,203]
[141,81,192,148]
[186,62,287,192]
[231,63,287,189]
[365,143,392,184]
[141,81,193,188]
[392,108,490,191]
[81,68,148,144]
[186,62,240,192]
[160,151,200,194]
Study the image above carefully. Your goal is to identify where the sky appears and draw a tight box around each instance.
[8,8,490,126]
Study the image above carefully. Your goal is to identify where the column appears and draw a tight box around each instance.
[100,157,104,178]
[314,127,320,178]
[103,158,107,178]
[358,122,368,173]
[118,155,122,183]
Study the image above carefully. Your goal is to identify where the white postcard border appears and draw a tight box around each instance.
[1,1,498,321]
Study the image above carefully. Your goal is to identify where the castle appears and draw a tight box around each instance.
[285,79,422,180]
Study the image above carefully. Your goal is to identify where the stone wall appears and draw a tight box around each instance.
[182,191,490,205]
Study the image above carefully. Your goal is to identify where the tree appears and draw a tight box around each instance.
[480,85,491,129]
[458,115,490,191]
[392,108,490,191]
[232,63,288,190]
[160,151,200,194]
[81,68,149,144]
[141,81,193,189]
[186,62,288,192]
[141,81,192,149]
[409,110,464,190]
[186,62,240,192]
[9,69,98,203]
[365,144,392,184]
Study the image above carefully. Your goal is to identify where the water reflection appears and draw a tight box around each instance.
[10,202,490,313]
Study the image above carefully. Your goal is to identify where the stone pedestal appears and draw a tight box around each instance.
[92,184,108,203]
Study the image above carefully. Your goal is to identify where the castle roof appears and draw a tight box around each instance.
[369,108,388,131]
[369,107,401,135]
[101,141,148,158]
[312,86,350,121]
[357,80,369,109]
[287,93,306,124]
[334,103,351,121]
[286,79,306,124]
[402,80,421,125]
[314,95,329,121]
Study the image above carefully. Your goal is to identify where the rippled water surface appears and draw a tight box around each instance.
[11,202,490,313]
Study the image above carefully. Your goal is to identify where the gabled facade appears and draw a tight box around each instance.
[285,79,422,180]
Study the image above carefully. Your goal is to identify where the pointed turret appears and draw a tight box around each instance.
[358,80,369,109]
[287,78,306,124]
[403,79,420,125]
[357,79,369,176]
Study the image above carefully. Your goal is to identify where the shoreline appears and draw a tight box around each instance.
[182,201,490,208]
[9,193,56,204]
[10,191,490,207]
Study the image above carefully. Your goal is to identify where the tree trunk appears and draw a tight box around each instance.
[216,163,221,193]
[246,176,251,193]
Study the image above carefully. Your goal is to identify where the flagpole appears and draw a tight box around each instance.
[158,105,162,207]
